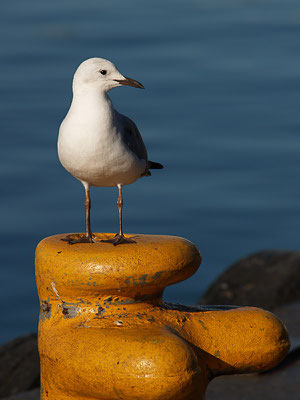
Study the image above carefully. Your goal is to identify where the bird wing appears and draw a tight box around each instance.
[115,111,149,171]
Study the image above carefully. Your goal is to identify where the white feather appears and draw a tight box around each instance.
[58,58,146,188]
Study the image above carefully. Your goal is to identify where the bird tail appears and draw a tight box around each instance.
[148,161,164,169]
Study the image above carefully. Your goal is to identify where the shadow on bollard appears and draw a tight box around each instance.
[35,233,290,400]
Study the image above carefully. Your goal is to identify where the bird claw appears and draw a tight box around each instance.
[61,233,135,246]
[61,234,94,245]
[101,234,136,246]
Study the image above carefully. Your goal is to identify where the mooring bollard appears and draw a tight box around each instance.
[35,233,290,400]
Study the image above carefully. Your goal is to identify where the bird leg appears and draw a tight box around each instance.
[84,187,94,242]
[116,184,123,237]
[61,186,94,244]
[101,185,135,246]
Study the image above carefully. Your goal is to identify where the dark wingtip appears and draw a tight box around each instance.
[148,161,164,169]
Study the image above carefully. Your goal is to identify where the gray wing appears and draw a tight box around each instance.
[116,111,150,175]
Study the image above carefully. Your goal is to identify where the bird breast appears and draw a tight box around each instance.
[58,108,146,187]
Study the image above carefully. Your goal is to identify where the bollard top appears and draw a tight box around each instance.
[35,233,201,302]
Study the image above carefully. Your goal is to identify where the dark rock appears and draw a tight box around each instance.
[1,389,39,400]
[273,302,300,342]
[0,334,39,398]
[268,302,300,371]
[199,250,300,310]
[207,359,300,400]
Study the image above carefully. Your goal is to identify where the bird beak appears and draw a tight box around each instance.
[114,77,144,89]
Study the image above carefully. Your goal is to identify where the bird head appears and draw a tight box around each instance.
[72,58,144,93]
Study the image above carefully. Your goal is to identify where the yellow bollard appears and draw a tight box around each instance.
[35,233,290,400]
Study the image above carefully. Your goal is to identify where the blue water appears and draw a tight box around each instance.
[1,0,300,344]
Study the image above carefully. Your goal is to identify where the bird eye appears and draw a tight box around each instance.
[100,70,107,75]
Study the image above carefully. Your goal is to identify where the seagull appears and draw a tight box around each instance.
[58,57,163,245]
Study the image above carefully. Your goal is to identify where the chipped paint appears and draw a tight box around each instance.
[51,282,60,299]
[95,306,105,317]
[62,303,78,319]
[151,271,163,280]
[198,319,208,330]
[104,296,113,303]
[124,274,149,286]
[40,300,52,321]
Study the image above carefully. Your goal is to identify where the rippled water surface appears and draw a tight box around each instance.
[1,0,300,343]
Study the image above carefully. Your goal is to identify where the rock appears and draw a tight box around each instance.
[274,302,300,340]
[199,250,300,310]
[207,360,300,400]
[1,389,39,400]
[0,334,39,398]
[269,302,300,371]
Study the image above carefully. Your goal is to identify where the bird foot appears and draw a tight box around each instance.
[61,234,94,245]
[101,234,136,246]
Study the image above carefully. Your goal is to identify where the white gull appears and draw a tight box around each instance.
[58,57,163,245]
